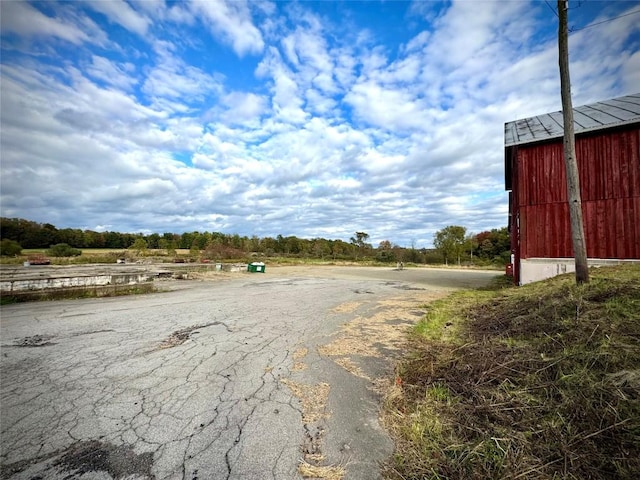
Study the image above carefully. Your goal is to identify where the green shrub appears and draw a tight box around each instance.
[0,239,22,256]
[47,243,82,257]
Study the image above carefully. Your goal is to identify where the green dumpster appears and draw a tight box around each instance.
[247,262,266,273]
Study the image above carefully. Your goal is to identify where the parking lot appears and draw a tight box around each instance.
[0,265,497,479]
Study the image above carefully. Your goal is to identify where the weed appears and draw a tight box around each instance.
[384,265,640,479]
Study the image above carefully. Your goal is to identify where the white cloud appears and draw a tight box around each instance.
[622,50,640,93]
[219,92,269,125]
[86,55,138,90]
[0,1,105,45]
[0,0,637,246]
[87,0,150,36]
[345,80,426,131]
[190,0,264,56]
[257,47,308,124]
[142,40,224,107]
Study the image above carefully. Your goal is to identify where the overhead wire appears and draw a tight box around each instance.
[544,1,640,33]
[544,0,559,17]
[568,8,640,32]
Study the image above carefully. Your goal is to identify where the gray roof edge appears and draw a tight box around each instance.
[504,116,640,148]
[504,93,640,147]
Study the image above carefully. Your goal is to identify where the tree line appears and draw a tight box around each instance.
[0,217,510,264]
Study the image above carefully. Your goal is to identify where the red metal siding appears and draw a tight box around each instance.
[514,127,640,260]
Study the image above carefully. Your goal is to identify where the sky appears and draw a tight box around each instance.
[1,0,639,248]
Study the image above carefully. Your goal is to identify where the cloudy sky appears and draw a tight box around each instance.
[1,0,639,247]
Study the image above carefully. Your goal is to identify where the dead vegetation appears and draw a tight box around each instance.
[298,460,346,479]
[320,293,441,359]
[280,379,331,424]
[383,265,640,479]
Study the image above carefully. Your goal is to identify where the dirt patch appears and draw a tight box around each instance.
[54,440,154,479]
[13,335,56,347]
[0,439,156,480]
[157,322,223,350]
[156,322,220,349]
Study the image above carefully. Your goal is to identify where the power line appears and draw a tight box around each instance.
[569,8,640,32]
[544,2,640,32]
[544,0,559,18]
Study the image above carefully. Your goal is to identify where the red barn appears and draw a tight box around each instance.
[504,93,640,284]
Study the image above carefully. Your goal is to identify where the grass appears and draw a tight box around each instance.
[383,265,640,479]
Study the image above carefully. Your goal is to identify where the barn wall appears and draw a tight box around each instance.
[515,127,640,261]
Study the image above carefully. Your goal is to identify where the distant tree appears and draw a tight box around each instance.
[465,234,479,262]
[47,243,81,257]
[433,225,467,265]
[83,230,106,248]
[262,236,277,255]
[129,238,148,255]
[312,238,331,259]
[473,227,510,264]
[165,241,177,257]
[180,232,194,249]
[378,240,392,250]
[285,236,301,255]
[331,240,350,260]
[350,231,370,248]
[104,231,124,249]
[376,240,395,262]
[350,232,370,260]
[249,235,261,252]
[0,239,22,256]
[404,239,423,263]
[146,233,160,249]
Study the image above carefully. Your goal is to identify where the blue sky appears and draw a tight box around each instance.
[1,0,639,247]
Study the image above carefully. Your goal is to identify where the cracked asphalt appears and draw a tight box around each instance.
[0,266,497,480]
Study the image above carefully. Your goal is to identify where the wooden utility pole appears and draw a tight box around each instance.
[558,0,589,284]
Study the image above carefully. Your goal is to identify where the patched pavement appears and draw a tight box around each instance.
[0,266,496,479]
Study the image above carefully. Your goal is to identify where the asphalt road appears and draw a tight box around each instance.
[0,266,497,480]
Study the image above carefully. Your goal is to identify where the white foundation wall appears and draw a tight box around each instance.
[519,258,640,285]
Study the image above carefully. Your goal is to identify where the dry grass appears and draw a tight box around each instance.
[293,362,308,372]
[293,347,309,359]
[292,347,309,371]
[319,293,443,359]
[280,379,330,423]
[383,265,640,479]
[333,357,371,380]
[331,301,362,314]
[298,461,345,479]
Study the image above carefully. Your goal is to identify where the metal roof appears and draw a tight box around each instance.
[504,93,640,147]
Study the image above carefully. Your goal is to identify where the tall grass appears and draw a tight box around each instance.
[384,265,640,479]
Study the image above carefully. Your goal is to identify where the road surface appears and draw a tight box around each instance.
[0,266,497,479]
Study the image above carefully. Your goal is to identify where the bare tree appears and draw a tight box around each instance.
[558,0,589,284]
